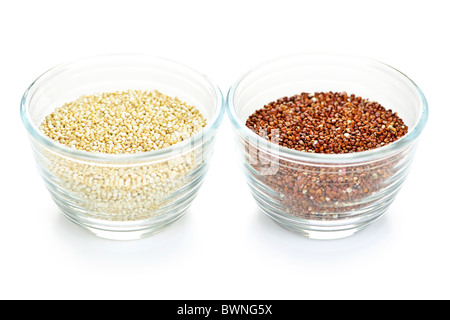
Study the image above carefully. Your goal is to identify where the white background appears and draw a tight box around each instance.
[1,0,449,300]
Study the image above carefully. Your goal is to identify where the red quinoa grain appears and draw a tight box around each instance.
[246,92,408,154]
[245,91,409,219]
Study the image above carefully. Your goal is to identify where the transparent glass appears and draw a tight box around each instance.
[227,53,428,239]
[21,54,224,240]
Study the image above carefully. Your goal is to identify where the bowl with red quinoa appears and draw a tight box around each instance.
[21,54,224,240]
[226,53,428,239]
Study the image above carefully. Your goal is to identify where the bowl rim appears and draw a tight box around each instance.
[20,53,224,163]
[226,52,428,164]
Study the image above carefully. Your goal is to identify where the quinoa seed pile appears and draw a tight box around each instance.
[40,89,207,154]
[38,89,207,221]
[245,91,409,219]
[246,92,408,154]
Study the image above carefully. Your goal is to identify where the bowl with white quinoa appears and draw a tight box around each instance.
[21,54,224,240]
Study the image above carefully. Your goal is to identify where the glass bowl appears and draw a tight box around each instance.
[226,53,428,239]
[21,54,224,240]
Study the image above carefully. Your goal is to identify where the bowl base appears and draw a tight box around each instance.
[58,207,187,240]
[262,208,387,240]
[78,225,165,241]
[277,222,365,240]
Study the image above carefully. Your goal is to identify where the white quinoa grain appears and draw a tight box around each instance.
[40,89,207,154]
[38,89,208,221]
